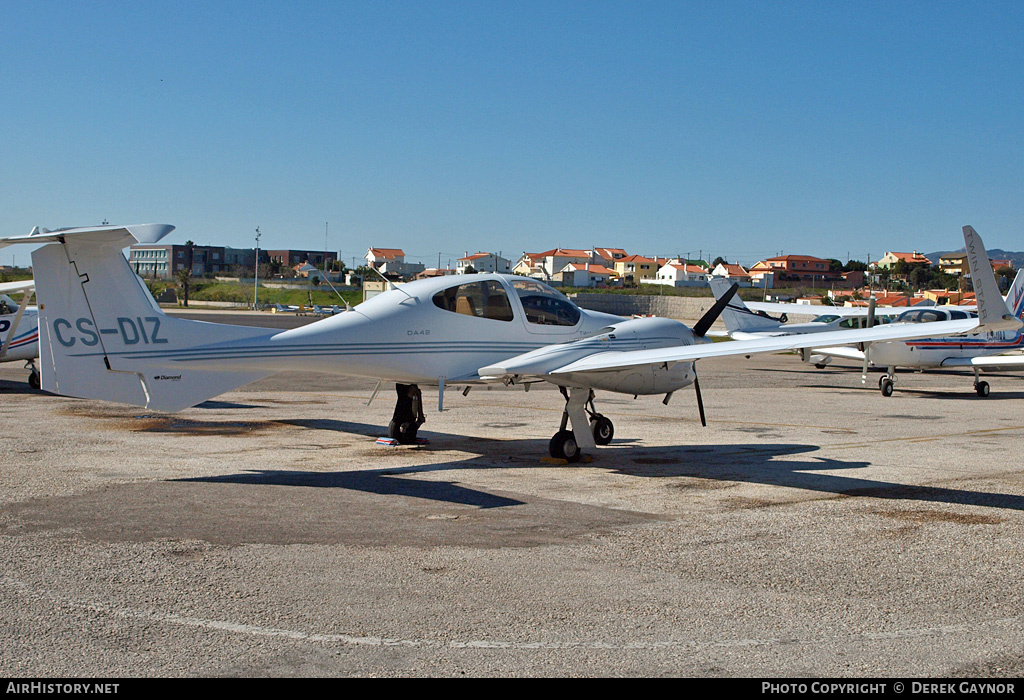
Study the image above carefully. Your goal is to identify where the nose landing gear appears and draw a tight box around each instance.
[548,388,613,462]
[389,383,426,444]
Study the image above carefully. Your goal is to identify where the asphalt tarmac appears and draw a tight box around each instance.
[1,309,1022,677]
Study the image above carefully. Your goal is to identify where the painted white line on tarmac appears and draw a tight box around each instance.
[3,576,1021,651]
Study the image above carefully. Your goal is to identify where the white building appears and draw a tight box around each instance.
[456,252,512,275]
[642,262,710,288]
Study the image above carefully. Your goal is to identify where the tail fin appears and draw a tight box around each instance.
[1003,268,1024,320]
[963,226,1023,333]
[22,225,273,411]
[708,277,783,333]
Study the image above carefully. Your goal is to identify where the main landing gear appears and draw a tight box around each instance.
[878,370,895,397]
[548,388,614,462]
[27,361,40,390]
[389,383,425,444]
[973,368,990,397]
[878,366,993,397]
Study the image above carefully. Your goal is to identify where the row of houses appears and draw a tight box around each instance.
[128,241,1015,290]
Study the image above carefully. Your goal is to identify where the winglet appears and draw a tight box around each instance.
[963,225,1023,333]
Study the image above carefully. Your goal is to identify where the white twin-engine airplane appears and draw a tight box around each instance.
[710,228,1024,397]
[0,223,1018,461]
[0,279,41,388]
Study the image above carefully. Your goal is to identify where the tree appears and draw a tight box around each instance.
[711,256,728,268]
[174,268,193,307]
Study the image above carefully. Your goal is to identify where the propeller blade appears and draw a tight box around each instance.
[693,282,739,337]
[694,372,707,427]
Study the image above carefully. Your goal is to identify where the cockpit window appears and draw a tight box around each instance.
[0,296,18,315]
[895,309,947,323]
[511,280,581,326]
[432,280,514,322]
[812,314,840,324]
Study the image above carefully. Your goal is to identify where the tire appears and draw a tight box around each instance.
[548,430,581,463]
[28,373,40,390]
[880,379,894,397]
[975,381,990,397]
[590,416,614,445]
[388,419,419,444]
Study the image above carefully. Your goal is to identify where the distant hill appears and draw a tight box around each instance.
[925,249,1024,270]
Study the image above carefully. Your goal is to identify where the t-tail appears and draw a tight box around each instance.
[2,224,274,411]
[963,225,1024,333]
[708,277,782,334]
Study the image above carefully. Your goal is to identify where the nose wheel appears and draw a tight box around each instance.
[549,388,612,462]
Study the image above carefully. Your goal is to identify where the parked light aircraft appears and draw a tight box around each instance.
[0,279,40,388]
[0,224,1017,461]
[709,277,895,339]
[711,231,1024,397]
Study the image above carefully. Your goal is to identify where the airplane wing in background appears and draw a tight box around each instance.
[0,279,36,295]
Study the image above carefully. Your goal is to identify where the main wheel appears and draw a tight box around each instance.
[590,415,614,445]
[28,372,40,390]
[548,430,581,463]
[388,419,419,444]
[880,378,894,397]
[975,381,990,397]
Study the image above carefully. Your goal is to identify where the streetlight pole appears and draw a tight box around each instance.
[253,226,261,310]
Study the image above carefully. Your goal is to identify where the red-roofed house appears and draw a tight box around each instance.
[555,262,618,287]
[365,248,405,269]
[874,251,932,269]
[613,255,660,284]
[711,262,752,284]
[749,254,841,283]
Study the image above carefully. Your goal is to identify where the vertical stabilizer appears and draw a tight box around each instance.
[29,227,275,410]
[963,226,1023,333]
[708,277,782,333]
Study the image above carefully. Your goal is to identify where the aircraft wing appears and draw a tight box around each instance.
[479,317,980,380]
[743,301,908,317]
[0,279,36,295]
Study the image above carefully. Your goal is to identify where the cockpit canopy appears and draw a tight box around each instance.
[0,295,18,315]
[431,277,581,327]
[895,307,976,323]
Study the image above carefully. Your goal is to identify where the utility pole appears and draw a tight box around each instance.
[253,227,261,310]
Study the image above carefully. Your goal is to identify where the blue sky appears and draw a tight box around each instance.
[2,1,1022,268]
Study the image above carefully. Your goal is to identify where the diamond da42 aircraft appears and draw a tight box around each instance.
[1,223,1018,461]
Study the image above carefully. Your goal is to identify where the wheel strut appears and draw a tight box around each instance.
[389,383,425,444]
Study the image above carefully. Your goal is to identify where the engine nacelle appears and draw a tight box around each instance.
[478,315,703,395]
[558,360,696,395]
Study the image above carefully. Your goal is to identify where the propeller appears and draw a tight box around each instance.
[693,282,739,337]
[688,282,738,427]
[693,370,707,427]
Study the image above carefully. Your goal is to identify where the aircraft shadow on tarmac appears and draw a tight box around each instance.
[175,438,1024,513]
